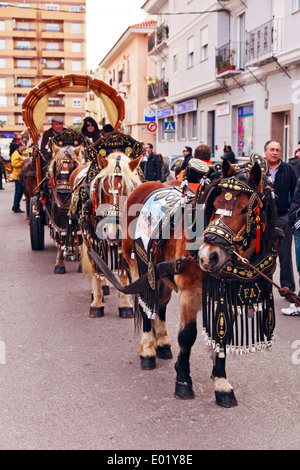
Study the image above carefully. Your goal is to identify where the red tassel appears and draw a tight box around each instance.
[256,225,260,254]
[93,196,96,215]
[51,176,54,188]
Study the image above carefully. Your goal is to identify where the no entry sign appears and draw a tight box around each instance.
[147,121,157,132]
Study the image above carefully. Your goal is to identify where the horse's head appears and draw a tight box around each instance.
[198,158,276,274]
[50,142,82,210]
[91,151,142,245]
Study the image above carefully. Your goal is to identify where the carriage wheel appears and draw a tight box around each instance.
[29,196,44,250]
[5,162,13,182]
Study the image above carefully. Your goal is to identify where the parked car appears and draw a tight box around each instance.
[163,156,183,180]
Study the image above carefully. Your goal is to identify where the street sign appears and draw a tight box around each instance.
[164,121,175,133]
[147,121,157,132]
[144,108,156,122]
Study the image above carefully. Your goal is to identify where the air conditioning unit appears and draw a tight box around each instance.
[40,59,46,64]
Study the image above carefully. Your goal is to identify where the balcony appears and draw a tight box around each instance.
[148,23,169,54]
[216,42,244,76]
[245,18,283,66]
[148,79,168,102]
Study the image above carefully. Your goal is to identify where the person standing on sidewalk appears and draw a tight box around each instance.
[11,141,26,213]
[264,139,297,294]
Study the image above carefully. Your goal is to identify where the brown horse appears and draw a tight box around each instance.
[122,158,278,407]
[48,141,83,273]
[19,154,36,219]
[77,151,142,318]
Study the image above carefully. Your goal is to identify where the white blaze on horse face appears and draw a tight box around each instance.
[198,243,230,273]
[103,222,122,245]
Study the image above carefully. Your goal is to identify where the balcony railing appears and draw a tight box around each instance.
[216,41,244,75]
[148,79,168,101]
[245,18,283,64]
[148,22,169,53]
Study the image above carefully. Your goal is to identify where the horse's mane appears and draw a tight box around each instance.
[90,152,142,205]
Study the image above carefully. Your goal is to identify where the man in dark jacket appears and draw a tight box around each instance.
[38,116,65,176]
[141,143,161,181]
[264,139,297,292]
[180,146,193,171]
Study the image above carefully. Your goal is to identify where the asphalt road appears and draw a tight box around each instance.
[0,182,299,451]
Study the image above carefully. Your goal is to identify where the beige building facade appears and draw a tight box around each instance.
[98,21,156,143]
[0,0,86,139]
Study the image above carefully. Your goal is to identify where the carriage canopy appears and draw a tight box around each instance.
[21,74,125,146]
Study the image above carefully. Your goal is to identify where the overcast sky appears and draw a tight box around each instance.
[86,0,147,71]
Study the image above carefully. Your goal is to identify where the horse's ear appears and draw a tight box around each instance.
[222,158,236,177]
[249,161,262,189]
[97,153,108,170]
[129,155,142,172]
[51,141,60,154]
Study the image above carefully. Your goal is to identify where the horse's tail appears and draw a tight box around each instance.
[80,243,93,279]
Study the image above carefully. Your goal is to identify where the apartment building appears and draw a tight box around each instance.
[98,20,156,143]
[143,0,300,162]
[0,0,86,138]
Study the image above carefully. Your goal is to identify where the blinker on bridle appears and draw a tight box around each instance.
[203,174,265,256]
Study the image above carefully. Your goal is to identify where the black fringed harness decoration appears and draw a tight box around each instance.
[201,162,278,358]
[133,158,210,319]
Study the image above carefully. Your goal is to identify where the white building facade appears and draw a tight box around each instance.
[143,0,300,162]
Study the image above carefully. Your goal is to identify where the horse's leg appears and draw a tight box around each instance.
[101,276,110,296]
[118,271,134,318]
[174,285,201,400]
[89,273,104,317]
[54,246,66,274]
[211,352,238,408]
[154,280,173,360]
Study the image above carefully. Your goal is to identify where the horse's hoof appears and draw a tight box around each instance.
[215,390,238,408]
[89,306,104,318]
[174,381,195,400]
[118,307,134,318]
[140,356,156,370]
[54,266,66,274]
[102,285,110,296]
[157,345,173,360]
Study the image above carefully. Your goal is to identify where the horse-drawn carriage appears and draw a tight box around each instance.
[21,74,126,253]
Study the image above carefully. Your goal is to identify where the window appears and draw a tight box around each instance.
[293,0,300,12]
[73,116,82,125]
[17,40,30,50]
[72,98,82,108]
[0,59,6,68]
[201,26,208,61]
[0,78,6,88]
[16,78,31,87]
[173,44,178,73]
[72,42,81,52]
[46,4,59,10]
[178,114,187,140]
[0,96,7,106]
[0,39,5,50]
[0,115,7,124]
[46,23,60,32]
[189,111,197,139]
[15,21,30,30]
[18,3,31,8]
[72,61,81,71]
[187,36,194,68]
[0,3,8,7]
[72,23,81,34]
[17,59,31,68]
[46,42,59,50]
[0,21,4,31]
[70,5,79,11]
[17,96,25,106]
[237,104,254,158]
[46,60,60,69]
